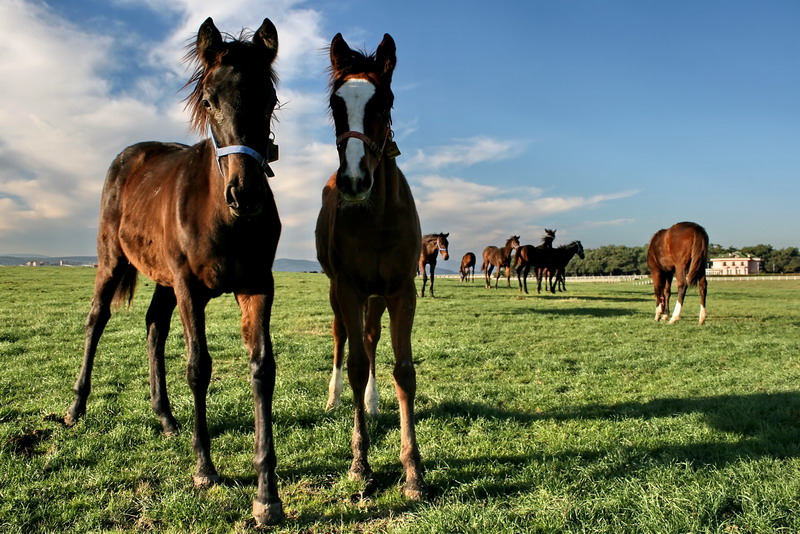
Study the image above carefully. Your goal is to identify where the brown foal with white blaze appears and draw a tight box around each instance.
[315,32,427,499]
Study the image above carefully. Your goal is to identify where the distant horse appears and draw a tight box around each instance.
[63,19,285,525]
[482,236,521,288]
[419,232,449,297]
[647,221,709,324]
[514,230,556,294]
[315,33,426,500]
[539,241,585,294]
[460,252,476,282]
[515,246,548,293]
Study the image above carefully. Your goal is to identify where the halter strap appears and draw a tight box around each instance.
[336,129,390,159]
[211,131,275,178]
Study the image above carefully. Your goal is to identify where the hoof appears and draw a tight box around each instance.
[64,403,85,426]
[325,398,339,411]
[403,478,428,500]
[192,473,220,488]
[160,417,180,437]
[253,499,284,526]
[348,465,373,483]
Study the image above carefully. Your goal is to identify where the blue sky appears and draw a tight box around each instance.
[1,0,797,263]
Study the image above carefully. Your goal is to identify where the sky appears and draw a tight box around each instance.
[1,0,798,264]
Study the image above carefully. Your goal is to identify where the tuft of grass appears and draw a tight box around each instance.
[1,267,800,532]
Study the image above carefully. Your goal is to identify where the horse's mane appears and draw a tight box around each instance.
[422,233,443,241]
[183,30,279,134]
[557,241,581,250]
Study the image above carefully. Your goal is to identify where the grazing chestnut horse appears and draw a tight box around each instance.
[419,232,450,297]
[539,241,585,294]
[482,235,521,288]
[63,19,284,526]
[460,252,476,282]
[315,33,427,500]
[647,221,709,324]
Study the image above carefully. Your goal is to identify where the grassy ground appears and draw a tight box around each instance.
[1,267,800,533]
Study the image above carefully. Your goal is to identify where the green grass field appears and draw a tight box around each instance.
[2,267,800,533]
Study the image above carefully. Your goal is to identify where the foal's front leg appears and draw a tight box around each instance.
[363,297,386,416]
[174,285,218,487]
[336,283,372,481]
[386,281,427,499]
[237,292,283,526]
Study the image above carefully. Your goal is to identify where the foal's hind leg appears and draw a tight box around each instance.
[146,284,180,435]
[326,283,347,410]
[65,259,132,425]
[363,296,386,416]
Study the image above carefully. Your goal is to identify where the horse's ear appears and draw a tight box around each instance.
[330,33,352,74]
[444,233,449,238]
[375,33,397,80]
[254,18,279,65]
[197,17,224,66]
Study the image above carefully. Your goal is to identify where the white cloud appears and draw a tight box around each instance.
[0,0,332,258]
[583,218,636,227]
[410,174,638,261]
[405,136,527,171]
[0,0,639,262]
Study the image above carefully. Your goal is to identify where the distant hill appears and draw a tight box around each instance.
[0,256,465,274]
[0,254,323,272]
[0,255,98,266]
[273,258,322,272]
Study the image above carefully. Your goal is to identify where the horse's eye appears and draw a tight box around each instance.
[202,99,212,109]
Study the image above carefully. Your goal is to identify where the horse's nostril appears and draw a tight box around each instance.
[226,184,238,208]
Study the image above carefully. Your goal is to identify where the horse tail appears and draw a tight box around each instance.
[686,228,709,287]
[112,264,139,308]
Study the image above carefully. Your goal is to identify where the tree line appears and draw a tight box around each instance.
[564,243,800,276]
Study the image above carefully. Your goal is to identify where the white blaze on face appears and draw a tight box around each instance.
[335,79,376,180]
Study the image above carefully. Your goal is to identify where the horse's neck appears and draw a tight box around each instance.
[560,244,578,261]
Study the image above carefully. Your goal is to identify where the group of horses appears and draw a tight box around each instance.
[417,229,587,296]
[58,18,711,527]
[416,222,709,328]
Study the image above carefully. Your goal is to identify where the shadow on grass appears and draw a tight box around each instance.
[498,306,637,317]
[420,392,800,465]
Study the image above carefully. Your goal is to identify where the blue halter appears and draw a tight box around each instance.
[211,131,275,178]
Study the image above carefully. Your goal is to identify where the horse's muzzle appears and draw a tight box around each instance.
[226,183,265,218]
[337,171,373,203]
